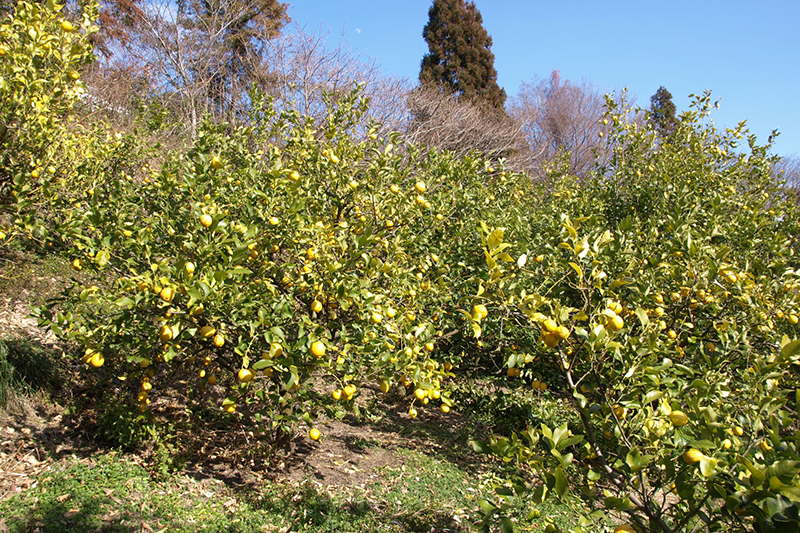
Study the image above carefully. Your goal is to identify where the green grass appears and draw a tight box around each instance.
[0,447,432,532]
[0,337,66,409]
[0,444,587,533]
[0,449,465,533]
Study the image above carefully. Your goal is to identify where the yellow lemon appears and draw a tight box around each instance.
[213,334,225,347]
[311,341,326,358]
[472,304,488,321]
[158,325,173,342]
[200,325,216,339]
[160,287,175,302]
[270,343,284,357]
[238,368,254,383]
[308,428,321,440]
[608,314,624,331]
[682,449,704,464]
[200,214,213,227]
[90,351,104,367]
[543,332,559,348]
[668,410,689,427]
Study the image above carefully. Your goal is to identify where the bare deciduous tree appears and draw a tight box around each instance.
[774,155,800,192]
[83,4,412,139]
[258,21,412,132]
[509,71,613,177]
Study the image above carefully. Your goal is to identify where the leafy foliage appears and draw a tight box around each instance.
[470,92,800,532]
[0,0,98,241]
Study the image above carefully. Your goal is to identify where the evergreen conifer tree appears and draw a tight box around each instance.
[649,86,679,137]
[419,0,506,109]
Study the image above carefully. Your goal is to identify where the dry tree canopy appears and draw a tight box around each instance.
[402,85,525,162]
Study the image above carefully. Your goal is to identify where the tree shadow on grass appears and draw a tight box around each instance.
[5,499,138,533]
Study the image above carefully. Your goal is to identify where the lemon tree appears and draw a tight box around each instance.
[470,94,800,532]
[34,87,539,444]
[0,0,103,244]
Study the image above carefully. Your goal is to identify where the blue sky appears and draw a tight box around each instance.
[288,0,799,157]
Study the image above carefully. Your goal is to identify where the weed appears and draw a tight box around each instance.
[97,398,158,450]
[0,338,65,409]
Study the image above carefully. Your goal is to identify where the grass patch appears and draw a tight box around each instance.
[0,337,67,410]
[0,449,468,533]
[0,443,585,533]
[0,247,74,308]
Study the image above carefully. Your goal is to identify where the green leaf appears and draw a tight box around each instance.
[532,484,547,503]
[643,390,664,404]
[700,456,718,477]
[765,461,800,483]
[471,439,491,454]
[500,517,514,533]
[114,297,134,308]
[687,439,716,450]
[568,262,583,279]
[252,359,270,370]
[634,307,650,328]
[739,457,766,484]
[604,496,631,511]
[625,448,655,472]
[487,229,504,252]
[478,499,498,514]
[554,466,569,499]
[781,340,800,360]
